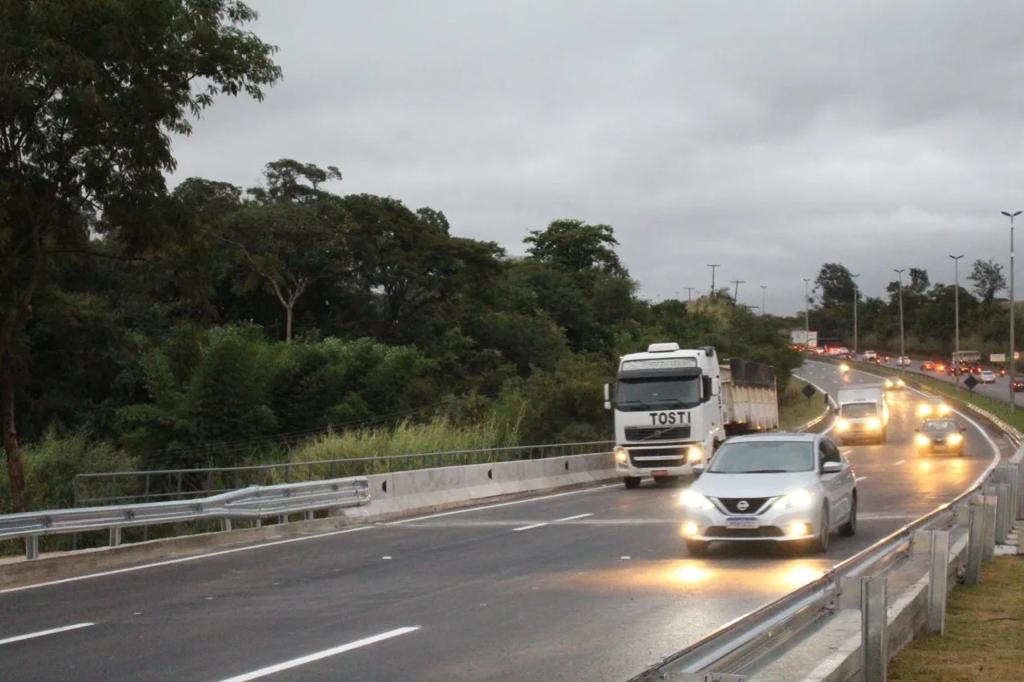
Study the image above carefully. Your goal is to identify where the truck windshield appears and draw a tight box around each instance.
[616,376,701,411]
[841,402,876,418]
[707,441,814,473]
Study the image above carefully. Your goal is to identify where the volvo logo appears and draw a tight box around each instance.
[737,500,750,511]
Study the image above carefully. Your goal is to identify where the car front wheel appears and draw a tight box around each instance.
[839,494,857,537]
[811,504,830,553]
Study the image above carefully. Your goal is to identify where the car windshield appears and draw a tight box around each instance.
[922,420,957,432]
[841,402,876,418]
[707,440,814,474]
[616,376,701,411]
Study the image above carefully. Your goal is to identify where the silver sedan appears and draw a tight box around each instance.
[680,433,857,555]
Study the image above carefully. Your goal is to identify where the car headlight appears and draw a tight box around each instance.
[836,418,850,432]
[866,417,882,430]
[896,379,906,387]
[774,488,815,510]
[946,433,964,446]
[884,379,894,389]
[614,446,629,464]
[686,445,704,463]
[937,404,951,416]
[679,489,714,510]
[839,363,850,373]
[914,433,930,447]
[916,404,932,418]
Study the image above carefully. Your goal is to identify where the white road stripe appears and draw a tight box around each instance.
[855,476,868,482]
[386,485,611,526]
[0,622,94,646]
[893,459,905,466]
[553,513,593,522]
[512,522,549,532]
[218,626,420,682]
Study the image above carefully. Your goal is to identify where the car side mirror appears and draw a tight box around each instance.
[821,461,843,475]
[960,427,967,432]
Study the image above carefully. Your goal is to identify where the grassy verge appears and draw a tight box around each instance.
[779,377,828,430]
[889,556,1024,681]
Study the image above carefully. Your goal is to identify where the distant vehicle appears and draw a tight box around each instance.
[917,397,952,418]
[920,361,935,371]
[914,418,966,456]
[835,386,888,444]
[608,343,779,489]
[980,370,997,383]
[790,330,818,350]
[679,433,857,555]
[883,377,906,390]
[935,362,946,373]
[838,362,850,374]
[863,350,878,361]
[1012,378,1024,392]
[896,356,912,367]
[951,350,981,366]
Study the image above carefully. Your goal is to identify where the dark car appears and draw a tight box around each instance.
[1012,378,1024,392]
[914,418,966,456]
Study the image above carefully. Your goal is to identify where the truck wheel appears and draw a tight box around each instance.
[623,476,641,489]
[685,539,708,556]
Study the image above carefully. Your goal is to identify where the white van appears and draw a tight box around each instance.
[835,386,889,444]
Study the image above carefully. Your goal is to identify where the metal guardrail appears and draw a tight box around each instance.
[629,361,1016,680]
[72,441,615,507]
[1,476,369,560]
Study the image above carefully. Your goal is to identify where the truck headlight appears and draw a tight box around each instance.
[614,447,629,464]
[914,433,930,447]
[679,489,714,510]
[836,418,850,432]
[866,417,881,431]
[774,489,814,510]
[686,445,704,463]
[946,433,963,446]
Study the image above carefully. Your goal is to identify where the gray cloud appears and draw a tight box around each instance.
[168,0,1024,313]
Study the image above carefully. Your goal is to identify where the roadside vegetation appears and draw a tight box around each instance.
[889,556,1024,681]
[778,378,828,430]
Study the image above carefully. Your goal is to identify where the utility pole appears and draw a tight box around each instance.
[894,269,906,368]
[1002,211,1021,410]
[852,273,860,355]
[761,285,767,316]
[950,254,964,386]
[684,286,695,303]
[730,279,745,306]
[707,264,720,296]
[803,278,811,350]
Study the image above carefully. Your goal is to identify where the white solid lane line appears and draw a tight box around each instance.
[893,459,905,466]
[0,622,94,646]
[553,513,593,522]
[218,626,420,682]
[512,522,550,532]
[855,476,868,482]
[386,485,611,526]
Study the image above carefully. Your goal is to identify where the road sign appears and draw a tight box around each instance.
[801,384,817,400]
[991,353,1006,363]
[964,374,979,392]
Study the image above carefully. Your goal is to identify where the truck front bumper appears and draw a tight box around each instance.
[613,443,704,478]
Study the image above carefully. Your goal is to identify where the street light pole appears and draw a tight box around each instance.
[852,273,860,356]
[684,287,695,303]
[1002,211,1021,410]
[803,278,811,349]
[950,254,963,386]
[894,269,906,368]
[707,264,720,295]
[761,285,767,317]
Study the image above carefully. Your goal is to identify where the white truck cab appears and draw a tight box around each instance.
[606,343,779,489]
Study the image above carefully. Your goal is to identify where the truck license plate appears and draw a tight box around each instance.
[651,470,669,478]
[726,517,758,529]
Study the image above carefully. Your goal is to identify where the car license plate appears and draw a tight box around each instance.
[651,470,669,478]
[726,517,758,529]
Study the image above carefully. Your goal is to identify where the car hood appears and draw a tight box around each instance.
[692,471,815,499]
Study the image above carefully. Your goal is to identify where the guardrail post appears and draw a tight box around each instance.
[25,535,38,560]
[966,500,985,585]
[109,527,122,547]
[303,511,313,521]
[995,483,1011,544]
[860,576,887,682]
[982,494,998,563]
[221,518,232,532]
[926,530,950,634]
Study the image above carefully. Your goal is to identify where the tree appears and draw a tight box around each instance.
[908,268,929,295]
[968,259,1006,304]
[814,263,857,308]
[0,0,280,511]
[248,158,341,204]
[525,219,627,276]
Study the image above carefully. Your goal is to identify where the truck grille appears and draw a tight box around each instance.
[628,446,685,468]
[624,426,691,441]
[715,497,771,514]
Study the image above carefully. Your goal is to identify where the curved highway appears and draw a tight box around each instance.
[0,361,1008,681]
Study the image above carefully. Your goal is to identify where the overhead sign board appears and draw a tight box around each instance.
[991,353,1006,363]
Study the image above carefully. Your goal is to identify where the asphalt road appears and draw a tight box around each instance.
[0,361,1006,682]
[872,352,1024,407]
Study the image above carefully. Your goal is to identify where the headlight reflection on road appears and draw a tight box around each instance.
[563,560,830,595]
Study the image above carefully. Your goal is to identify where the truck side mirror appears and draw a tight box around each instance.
[603,383,612,411]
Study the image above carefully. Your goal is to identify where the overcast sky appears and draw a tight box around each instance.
[168,0,1024,314]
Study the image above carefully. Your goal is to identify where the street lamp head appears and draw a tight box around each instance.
[1002,211,1022,218]
[949,254,964,260]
